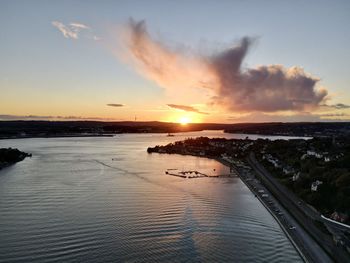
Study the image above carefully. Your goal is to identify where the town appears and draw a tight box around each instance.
[147,136,350,262]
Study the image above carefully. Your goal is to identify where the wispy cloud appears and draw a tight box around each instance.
[52,21,100,40]
[122,19,331,113]
[69,22,90,29]
[107,103,124,107]
[317,112,349,117]
[167,104,208,115]
[226,112,350,123]
[320,103,350,109]
[0,114,118,121]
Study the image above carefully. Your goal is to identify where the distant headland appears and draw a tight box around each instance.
[0,121,350,139]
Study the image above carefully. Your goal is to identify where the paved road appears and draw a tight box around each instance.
[236,166,332,263]
[247,152,350,263]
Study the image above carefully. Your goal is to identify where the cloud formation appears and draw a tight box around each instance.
[123,19,329,113]
[122,19,212,93]
[52,21,99,40]
[69,22,90,30]
[227,112,350,123]
[321,103,350,109]
[167,104,208,115]
[107,103,124,107]
[317,112,349,117]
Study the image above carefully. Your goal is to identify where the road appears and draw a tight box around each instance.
[247,152,350,263]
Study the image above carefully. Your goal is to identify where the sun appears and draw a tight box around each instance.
[179,116,190,125]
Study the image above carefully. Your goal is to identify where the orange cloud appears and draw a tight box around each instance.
[121,19,329,113]
[167,104,208,115]
[107,103,124,107]
[121,19,216,94]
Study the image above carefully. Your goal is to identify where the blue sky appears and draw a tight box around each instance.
[1,0,349,122]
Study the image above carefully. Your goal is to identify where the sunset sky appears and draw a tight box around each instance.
[1,0,350,123]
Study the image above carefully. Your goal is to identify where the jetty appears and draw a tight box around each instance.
[165,168,238,179]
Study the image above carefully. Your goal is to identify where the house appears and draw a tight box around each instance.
[208,140,226,148]
[264,154,281,168]
[292,172,300,181]
[307,150,323,159]
[311,180,323,191]
[283,166,295,175]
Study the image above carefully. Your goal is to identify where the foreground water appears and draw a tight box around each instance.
[0,131,303,262]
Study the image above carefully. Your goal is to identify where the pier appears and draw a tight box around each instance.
[165,168,238,179]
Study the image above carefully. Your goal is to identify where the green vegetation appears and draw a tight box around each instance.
[257,137,350,221]
[149,135,350,223]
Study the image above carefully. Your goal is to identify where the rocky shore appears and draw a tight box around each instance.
[0,148,31,169]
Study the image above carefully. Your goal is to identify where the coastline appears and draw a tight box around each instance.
[217,157,337,263]
[173,154,333,263]
[0,148,31,170]
[147,134,349,262]
[216,158,310,262]
[156,151,312,261]
[161,153,318,262]
[0,134,114,140]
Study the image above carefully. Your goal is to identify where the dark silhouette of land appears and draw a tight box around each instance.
[1,121,349,139]
[148,136,350,262]
[0,148,31,169]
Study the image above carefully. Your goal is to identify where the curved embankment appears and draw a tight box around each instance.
[215,157,333,263]
[148,148,343,262]
[248,153,350,263]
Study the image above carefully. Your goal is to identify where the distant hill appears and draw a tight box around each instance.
[0,121,349,139]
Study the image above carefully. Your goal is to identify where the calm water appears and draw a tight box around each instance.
[0,131,303,262]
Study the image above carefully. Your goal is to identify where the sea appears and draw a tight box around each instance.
[0,131,304,262]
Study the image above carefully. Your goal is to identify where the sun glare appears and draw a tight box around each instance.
[179,116,190,125]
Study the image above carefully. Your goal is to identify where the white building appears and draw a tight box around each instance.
[292,172,300,181]
[307,150,323,159]
[283,166,294,175]
[311,180,323,191]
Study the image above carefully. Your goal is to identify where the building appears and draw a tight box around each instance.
[307,150,323,159]
[311,180,323,191]
[292,172,300,181]
[283,166,295,175]
[263,154,281,168]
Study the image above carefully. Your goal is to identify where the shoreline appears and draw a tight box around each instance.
[0,134,114,140]
[217,157,336,263]
[160,153,311,261]
[165,153,333,263]
[0,148,31,170]
[0,131,312,141]
[162,153,315,261]
[216,158,309,262]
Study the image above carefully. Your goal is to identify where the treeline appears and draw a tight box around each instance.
[225,122,350,137]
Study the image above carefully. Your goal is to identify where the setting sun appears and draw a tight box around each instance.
[179,116,190,125]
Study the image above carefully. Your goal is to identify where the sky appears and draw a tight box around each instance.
[1,0,350,123]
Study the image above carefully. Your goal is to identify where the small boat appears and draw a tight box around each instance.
[167,133,175,137]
